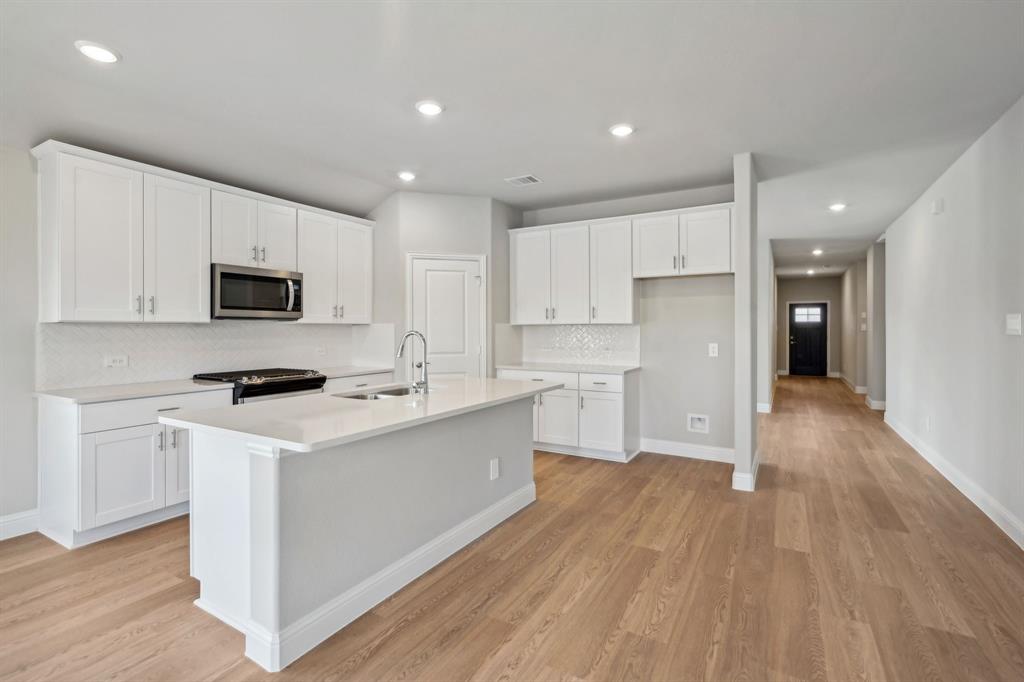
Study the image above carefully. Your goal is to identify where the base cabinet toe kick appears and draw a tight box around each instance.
[182,388,543,672]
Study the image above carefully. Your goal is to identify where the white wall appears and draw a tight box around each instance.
[1,146,38,518]
[840,261,868,390]
[866,242,886,405]
[521,183,734,227]
[885,95,1023,546]
[776,276,843,374]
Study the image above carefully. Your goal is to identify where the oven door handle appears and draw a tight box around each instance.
[286,279,295,311]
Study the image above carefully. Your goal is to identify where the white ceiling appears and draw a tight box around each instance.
[2,1,1022,234]
[773,237,877,279]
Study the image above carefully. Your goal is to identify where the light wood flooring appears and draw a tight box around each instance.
[1,376,1022,681]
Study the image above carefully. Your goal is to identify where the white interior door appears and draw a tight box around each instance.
[410,256,483,379]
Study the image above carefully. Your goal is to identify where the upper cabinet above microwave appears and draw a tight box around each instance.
[32,140,374,324]
[211,191,297,272]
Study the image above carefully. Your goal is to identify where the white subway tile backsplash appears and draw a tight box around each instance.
[37,322,355,389]
[521,324,640,365]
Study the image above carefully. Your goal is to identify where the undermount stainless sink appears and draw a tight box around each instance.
[335,386,423,400]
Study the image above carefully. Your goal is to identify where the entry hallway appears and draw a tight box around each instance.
[1,377,1021,681]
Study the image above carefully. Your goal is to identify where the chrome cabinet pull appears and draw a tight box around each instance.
[593,381,607,385]
[252,245,258,262]
[592,305,596,319]
[673,255,677,269]
[149,296,155,314]
[580,396,584,409]
[539,394,543,405]
[552,308,556,320]
[157,431,164,451]
[355,383,368,388]
[332,305,338,317]
[545,308,549,320]
[680,254,686,269]
[261,246,267,262]
[136,295,142,314]
[339,305,344,318]
[156,406,180,412]
[170,429,177,449]
[531,378,544,381]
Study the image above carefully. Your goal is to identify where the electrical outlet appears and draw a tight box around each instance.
[103,354,129,368]
[1006,313,1022,336]
[708,343,719,358]
[315,346,327,356]
[687,413,709,434]
[489,458,500,481]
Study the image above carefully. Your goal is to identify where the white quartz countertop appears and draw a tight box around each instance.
[159,376,562,453]
[496,362,640,374]
[35,365,395,404]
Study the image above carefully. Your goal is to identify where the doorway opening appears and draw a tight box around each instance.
[788,302,828,376]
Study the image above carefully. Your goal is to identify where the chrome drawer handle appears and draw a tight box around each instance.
[157,407,180,412]
[593,381,607,385]
[356,383,368,388]
[531,378,544,382]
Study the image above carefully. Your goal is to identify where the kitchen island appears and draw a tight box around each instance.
[159,376,561,672]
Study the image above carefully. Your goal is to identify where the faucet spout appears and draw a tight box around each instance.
[396,330,429,393]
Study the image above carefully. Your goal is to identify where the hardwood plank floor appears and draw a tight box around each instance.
[1,376,1021,680]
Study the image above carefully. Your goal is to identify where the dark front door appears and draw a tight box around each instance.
[789,303,827,376]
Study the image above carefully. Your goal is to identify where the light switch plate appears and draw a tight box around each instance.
[708,343,719,357]
[1007,313,1022,336]
[860,323,867,332]
[489,458,500,481]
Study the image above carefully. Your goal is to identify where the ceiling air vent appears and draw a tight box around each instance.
[504,174,542,187]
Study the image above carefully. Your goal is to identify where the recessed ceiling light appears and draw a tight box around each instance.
[609,124,634,137]
[807,269,816,275]
[812,248,823,256]
[397,171,416,182]
[75,40,120,63]
[415,100,444,117]
[828,203,847,213]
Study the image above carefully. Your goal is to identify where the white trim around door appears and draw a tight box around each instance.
[783,299,832,377]
[405,253,488,380]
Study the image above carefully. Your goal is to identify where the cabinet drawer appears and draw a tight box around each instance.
[578,373,623,393]
[79,390,231,434]
[325,372,393,393]
[497,369,578,390]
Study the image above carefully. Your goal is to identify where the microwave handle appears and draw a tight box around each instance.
[286,280,295,311]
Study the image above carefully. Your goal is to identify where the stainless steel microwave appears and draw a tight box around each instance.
[212,264,303,320]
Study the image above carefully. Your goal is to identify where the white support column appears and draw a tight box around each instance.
[732,152,759,492]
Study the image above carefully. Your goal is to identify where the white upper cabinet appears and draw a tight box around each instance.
[211,190,259,267]
[257,201,298,271]
[47,154,144,322]
[143,174,211,323]
[550,225,590,324]
[589,220,633,323]
[510,228,552,324]
[680,208,731,275]
[297,210,340,324]
[632,214,679,278]
[338,221,373,324]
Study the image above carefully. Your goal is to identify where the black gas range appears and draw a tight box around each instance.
[193,368,327,404]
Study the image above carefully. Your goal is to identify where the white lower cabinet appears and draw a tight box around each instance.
[578,390,623,451]
[537,389,580,447]
[165,426,191,506]
[80,424,165,530]
[497,368,638,461]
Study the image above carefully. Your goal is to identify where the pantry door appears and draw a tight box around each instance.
[408,255,486,379]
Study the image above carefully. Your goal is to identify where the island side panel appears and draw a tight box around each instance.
[276,397,535,635]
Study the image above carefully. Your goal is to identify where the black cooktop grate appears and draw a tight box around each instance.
[193,368,315,382]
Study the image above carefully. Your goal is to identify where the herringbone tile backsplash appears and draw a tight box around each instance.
[37,322,355,389]
[521,324,640,365]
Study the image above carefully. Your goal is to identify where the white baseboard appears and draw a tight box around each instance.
[732,449,761,492]
[885,415,1023,550]
[0,508,38,541]
[839,374,868,394]
[828,371,841,378]
[534,443,638,463]
[640,438,734,464]
[241,483,537,672]
[777,369,789,376]
[756,402,772,414]
[865,396,886,410]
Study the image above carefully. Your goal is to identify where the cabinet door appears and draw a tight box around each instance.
[510,229,551,324]
[164,426,190,506]
[297,210,340,324]
[59,154,144,321]
[537,389,579,447]
[681,209,731,275]
[532,395,540,442]
[338,221,374,324]
[143,174,211,322]
[578,390,623,451]
[257,201,298,271]
[80,424,165,530]
[211,191,258,267]
[589,220,633,323]
[550,225,590,324]
[631,214,679,278]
